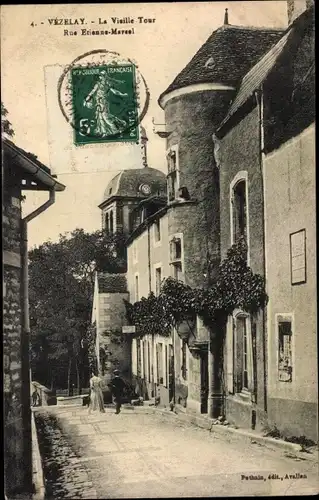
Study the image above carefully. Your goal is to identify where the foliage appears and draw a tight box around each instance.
[85,322,97,372]
[29,228,126,390]
[125,237,268,337]
[1,102,15,136]
[124,292,171,337]
[195,237,268,326]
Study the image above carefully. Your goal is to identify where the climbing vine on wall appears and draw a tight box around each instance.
[124,237,268,337]
[124,292,171,337]
[85,321,97,371]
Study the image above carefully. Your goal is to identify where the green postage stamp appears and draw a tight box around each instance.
[71,64,139,145]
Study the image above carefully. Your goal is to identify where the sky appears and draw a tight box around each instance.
[1,1,288,249]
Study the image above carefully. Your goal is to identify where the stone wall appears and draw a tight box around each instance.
[3,177,32,494]
[97,291,131,390]
[219,106,267,428]
[164,90,233,288]
[264,125,317,442]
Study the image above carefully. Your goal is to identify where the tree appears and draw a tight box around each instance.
[1,102,15,137]
[29,228,126,394]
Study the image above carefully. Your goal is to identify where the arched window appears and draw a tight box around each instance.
[105,212,109,233]
[110,210,114,233]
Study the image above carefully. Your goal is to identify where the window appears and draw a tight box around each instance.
[234,315,253,394]
[148,342,151,381]
[110,210,114,233]
[169,235,183,281]
[155,267,162,296]
[181,339,187,380]
[105,212,109,233]
[277,316,293,382]
[290,229,306,285]
[137,339,141,377]
[154,219,161,242]
[132,242,138,264]
[167,145,179,202]
[135,274,139,302]
[232,180,247,243]
[165,345,168,388]
[143,341,148,381]
[156,343,163,385]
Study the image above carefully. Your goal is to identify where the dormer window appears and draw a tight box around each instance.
[167,145,180,202]
[205,57,215,70]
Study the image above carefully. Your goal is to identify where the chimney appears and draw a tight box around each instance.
[224,8,229,25]
[287,0,312,25]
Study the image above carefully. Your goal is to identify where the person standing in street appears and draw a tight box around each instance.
[110,369,126,414]
[32,388,40,407]
[88,371,105,414]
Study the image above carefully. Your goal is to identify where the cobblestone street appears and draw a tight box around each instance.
[35,406,318,498]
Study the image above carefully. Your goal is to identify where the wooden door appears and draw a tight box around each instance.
[200,352,208,414]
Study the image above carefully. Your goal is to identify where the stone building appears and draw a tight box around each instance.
[92,272,130,393]
[262,6,316,441]
[3,138,65,496]
[213,1,315,437]
[154,12,284,417]
[91,129,167,391]
[91,0,316,441]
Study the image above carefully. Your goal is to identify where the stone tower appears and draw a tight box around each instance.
[158,16,283,288]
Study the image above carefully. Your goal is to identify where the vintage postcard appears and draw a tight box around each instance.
[2,1,317,498]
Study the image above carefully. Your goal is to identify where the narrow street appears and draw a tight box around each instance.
[35,406,318,499]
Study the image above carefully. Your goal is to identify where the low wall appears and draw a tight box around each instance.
[56,395,87,406]
[31,382,56,406]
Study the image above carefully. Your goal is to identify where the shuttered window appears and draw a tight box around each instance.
[226,317,234,393]
[290,229,306,285]
[278,316,293,382]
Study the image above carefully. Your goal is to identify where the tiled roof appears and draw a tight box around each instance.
[3,138,51,174]
[97,272,127,293]
[217,5,315,132]
[100,167,167,206]
[218,29,293,129]
[159,25,284,103]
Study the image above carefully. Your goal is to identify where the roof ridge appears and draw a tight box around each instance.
[217,24,285,32]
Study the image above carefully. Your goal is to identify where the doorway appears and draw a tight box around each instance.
[168,344,175,403]
[200,351,208,413]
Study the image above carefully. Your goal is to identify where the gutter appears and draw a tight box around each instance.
[255,87,268,415]
[21,190,57,493]
[3,140,65,191]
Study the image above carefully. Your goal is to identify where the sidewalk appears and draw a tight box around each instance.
[31,409,45,500]
[140,403,319,460]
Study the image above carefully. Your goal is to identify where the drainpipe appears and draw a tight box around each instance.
[255,87,268,415]
[21,189,56,493]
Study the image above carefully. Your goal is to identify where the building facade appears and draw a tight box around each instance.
[91,0,316,442]
[91,138,168,393]
[214,2,315,437]
[262,5,316,441]
[91,272,130,395]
